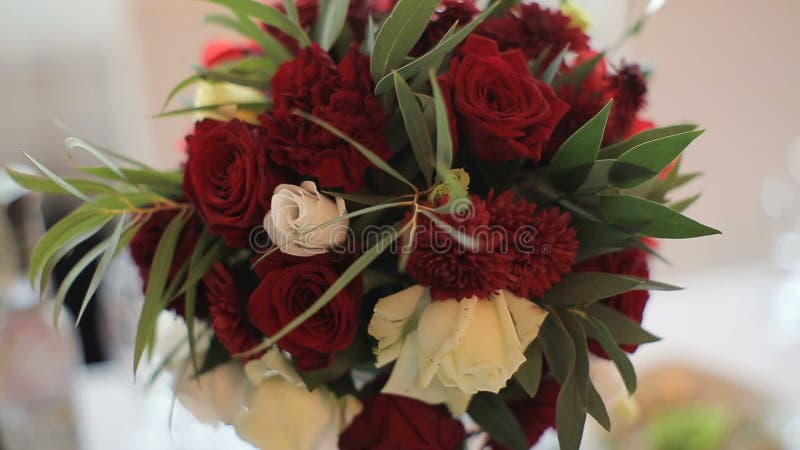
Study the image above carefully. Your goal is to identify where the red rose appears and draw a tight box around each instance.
[490,379,560,450]
[247,252,362,370]
[440,35,569,163]
[261,44,391,192]
[183,119,290,248]
[576,248,650,357]
[339,392,466,450]
[487,191,579,300]
[476,3,590,65]
[410,0,478,56]
[204,262,263,359]
[202,40,262,68]
[129,210,208,318]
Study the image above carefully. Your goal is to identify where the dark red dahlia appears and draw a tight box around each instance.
[405,195,515,300]
[248,252,362,370]
[129,210,209,318]
[490,378,560,450]
[204,262,263,359]
[260,44,391,192]
[487,191,579,300]
[410,0,479,56]
[576,247,650,357]
[476,3,590,65]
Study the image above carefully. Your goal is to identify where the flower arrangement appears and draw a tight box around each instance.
[7,0,719,448]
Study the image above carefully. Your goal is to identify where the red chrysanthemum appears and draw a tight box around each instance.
[490,378,560,450]
[204,262,263,359]
[260,44,391,192]
[477,3,590,65]
[487,191,579,299]
[410,0,479,56]
[576,247,650,357]
[405,196,515,300]
[129,210,209,319]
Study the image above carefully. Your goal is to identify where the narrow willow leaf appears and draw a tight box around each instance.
[324,191,402,206]
[370,0,439,81]
[21,151,90,201]
[541,272,649,306]
[173,240,226,299]
[468,393,530,450]
[5,168,116,195]
[185,283,201,373]
[598,194,720,238]
[610,130,704,188]
[514,340,543,398]
[65,137,126,179]
[293,110,418,191]
[201,0,311,47]
[394,73,434,185]
[583,315,637,394]
[196,66,272,89]
[419,209,479,252]
[600,124,698,159]
[549,101,612,192]
[429,72,453,180]
[155,102,271,118]
[540,45,569,84]
[588,380,611,431]
[235,12,293,63]
[373,2,499,94]
[76,215,127,324]
[409,23,457,91]
[80,166,183,188]
[161,74,202,112]
[539,314,575,384]
[315,0,349,50]
[283,0,299,24]
[241,222,405,357]
[670,193,701,213]
[134,212,190,374]
[587,303,660,345]
[563,312,590,404]
[553,52,604,89]
[29,210,111,289]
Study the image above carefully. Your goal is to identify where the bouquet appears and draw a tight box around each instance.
[7,0,719,448]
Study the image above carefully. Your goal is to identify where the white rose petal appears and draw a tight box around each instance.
[264,181,348,257]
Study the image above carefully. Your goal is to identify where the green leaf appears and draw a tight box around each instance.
[373,2,499,94]
[394,73,434,186]
[292,110,418,191]
[588,380,611,431]
[325,191,402,206]
[539,314,575,384]
[5,168,116,195]
[296,338,367,390]
[161,74,202,112]
[419,209,479,252]
[370,0,440,81]
[562,312,589,403]
[134,211,190,374]
[429,73,453,180]
[600,124,698,159]
[540,45,569,84]
[65,137,127,179]
[227,12,293,64]
[155,102,271,119]
[598,194,720,239]
[76,215,127,324]
[541,272,677,306]
[29,209,111,289]
[283,0,299,24]
[79,166,183,198]
[586,303,660,345]
[20,151,91,201]
[610,130,704,188]
[583,315,637,394]
[556,375,587,450]
[514,340,543,398]
[576,159,614,195]
[314,0,349,50]
[200,0,311,47]
[553,52,604,89]
[241,222,405,358]
[549,101,613,192]
[468,392,530,450]
[670,193,701,213]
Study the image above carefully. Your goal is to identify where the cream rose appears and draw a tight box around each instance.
[234,348,361,450]
[194,80,267,125]
[368,286,548,414]
[264,181,348,257]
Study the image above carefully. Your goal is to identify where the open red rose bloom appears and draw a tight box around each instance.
[19,1,718,449]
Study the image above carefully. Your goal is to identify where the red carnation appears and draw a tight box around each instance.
[440,35,569,163]
[490,379,560,450]
[477,3,590,65]
[606,63,649,142]
[339,392,466,450]
[183,119,290,248]
[247,252,362,370]
[202,40,261,68]
[576,248,650,357]
[405,195,515,300]
[410,0,479,56]
[487,191,579,299]
[129,210,208,318]
[204,262,263,359]
[261,44,391,192]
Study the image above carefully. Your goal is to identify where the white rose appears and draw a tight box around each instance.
[235,348,361,450]
[194,80,267,125]
[264,181,348,257]
[368,286,548,414]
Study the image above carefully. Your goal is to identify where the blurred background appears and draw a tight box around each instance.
[0,0,798,449]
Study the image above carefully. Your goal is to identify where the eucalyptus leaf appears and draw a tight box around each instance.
[583,315,637,394]
[555,374,586,450]
[586,303,660,346]
[539,314,575,384]
[315,0,349,50]
[468,392,530,450]
[370,0,439,81]
[394,73,434,185]
[610,130,704,188]
[514,340,544,398]
[600,124,698,159]
[588,380,611,431]
[598,194,720,239]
